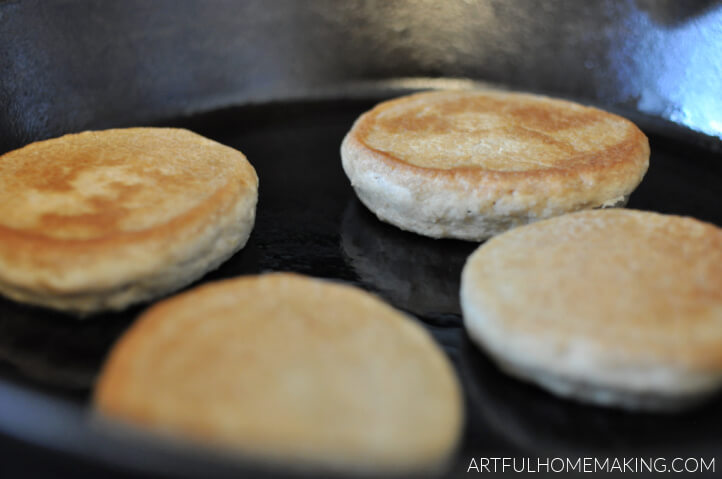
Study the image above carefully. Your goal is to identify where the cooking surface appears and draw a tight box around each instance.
[0,96,721,476]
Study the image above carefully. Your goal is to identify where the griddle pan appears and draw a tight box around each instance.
[1,1,721,477]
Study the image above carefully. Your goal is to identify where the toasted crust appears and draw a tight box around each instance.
[341,90,649,240]
[0,128,258,313]
[94,273,463,472]
[461,209,722,410]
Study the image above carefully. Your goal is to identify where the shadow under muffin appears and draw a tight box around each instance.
[340,199,477,326]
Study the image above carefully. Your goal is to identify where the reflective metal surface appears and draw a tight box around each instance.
[1,0,721,155]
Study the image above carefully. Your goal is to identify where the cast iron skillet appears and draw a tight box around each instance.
[0,87,720,478]
[1,1,721,478]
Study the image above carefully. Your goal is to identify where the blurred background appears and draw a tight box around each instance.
[1,0,721,153]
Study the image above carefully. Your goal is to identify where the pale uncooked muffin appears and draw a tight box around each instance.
[0,128,258,314]
[461,209,722,411]
[94,273,463,473]
[341,90,649,240]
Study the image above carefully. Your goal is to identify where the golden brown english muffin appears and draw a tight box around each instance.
[0,128,258,314]
[461,209,722,411]
[94,273,463,473]
[341,90,650,240]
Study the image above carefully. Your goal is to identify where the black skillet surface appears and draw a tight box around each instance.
[0,93,721,478]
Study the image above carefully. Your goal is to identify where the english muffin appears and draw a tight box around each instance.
[94,273,463,473]
[461,209,722,411]
[341,90,650,240]
[0,128,258,314]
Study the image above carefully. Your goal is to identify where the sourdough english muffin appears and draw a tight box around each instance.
[94,273,463,473]
[341,90,650,240]
[0,128,258,314]
[461,209,722,411]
